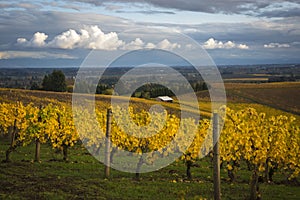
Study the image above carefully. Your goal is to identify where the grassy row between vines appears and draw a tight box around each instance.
[0,136,299,200]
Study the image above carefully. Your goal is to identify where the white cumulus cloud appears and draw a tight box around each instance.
[17,25,124,50]
[203,38,249,50]
[122,38,144,50]
[83,26,125,50]
[16,25,181,51]
[121,38,180,50]
[156,39,181,50]
[145,42,156,49]
[48,29,81,49]
[17,32,48,47]
[238,44,249,49]
[264,43,290,48]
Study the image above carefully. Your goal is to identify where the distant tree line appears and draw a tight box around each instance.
[129,82,208,99]
[76,81,208,98]
[191,81,208,92]
[268,75,297,83]
[31,70,209,97]
[131,83,175,99]
[96,84,113,95]
[30,70,67,92]
[42,70,67,92]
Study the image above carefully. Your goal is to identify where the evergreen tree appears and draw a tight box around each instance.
[42,70,67,92]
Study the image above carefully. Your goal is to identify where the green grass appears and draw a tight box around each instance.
[0,137,299,200]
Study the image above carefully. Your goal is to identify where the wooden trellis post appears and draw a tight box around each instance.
[213,112,221,200]
[104,109,112,178]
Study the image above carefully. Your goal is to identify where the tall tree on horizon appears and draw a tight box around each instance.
[42,70,67,92]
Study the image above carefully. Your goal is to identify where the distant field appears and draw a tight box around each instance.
[195,82,300,115]
[224,78,268,82]
[225,82,300,115]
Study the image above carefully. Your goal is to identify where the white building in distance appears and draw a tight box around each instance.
[156,96,173,103]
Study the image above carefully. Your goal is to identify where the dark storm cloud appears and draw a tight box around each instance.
[69,0,300,17]
[0,2,41,10]
[2,1,299,18]
[258,7,300,18]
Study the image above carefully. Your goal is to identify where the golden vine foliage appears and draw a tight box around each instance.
[0,102,79,150]
[104,106,179,155]
[0,101,299,178]
[0,102,30,144]
[180,118,211,163]
[0,102,14,133]
[220,107,300,179]
[49,105,78,149]
[25,104,59,145]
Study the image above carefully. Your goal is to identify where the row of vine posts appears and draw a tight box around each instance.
[103,109,222,199]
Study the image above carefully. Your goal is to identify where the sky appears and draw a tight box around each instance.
[0,0,300,67]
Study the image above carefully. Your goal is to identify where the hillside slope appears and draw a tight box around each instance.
[195,82,300,115]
